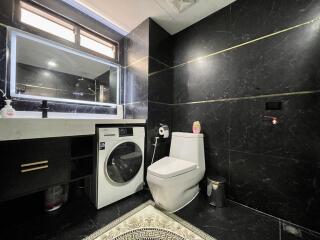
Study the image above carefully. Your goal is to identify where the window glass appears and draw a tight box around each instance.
[80,30,116,59]
[20,2,75,42]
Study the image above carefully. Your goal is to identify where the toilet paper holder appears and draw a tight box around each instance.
[159,123,169,138]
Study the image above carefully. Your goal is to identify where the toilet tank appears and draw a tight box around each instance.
[169,132,205,167]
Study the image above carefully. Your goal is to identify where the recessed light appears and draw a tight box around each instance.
[43,71,50,77]
[48,61,57,67]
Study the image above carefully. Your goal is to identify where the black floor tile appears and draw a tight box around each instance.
[0,188,151,240]
[281,222,320,240]
[176,192,280,240]
[4,187,310,240]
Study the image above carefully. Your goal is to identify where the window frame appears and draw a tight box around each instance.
[9,28,121,107]
[18,1,119,62]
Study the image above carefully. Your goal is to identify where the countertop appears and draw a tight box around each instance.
[0,118,146,141]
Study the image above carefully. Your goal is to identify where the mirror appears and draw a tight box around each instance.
[10,30,119,106]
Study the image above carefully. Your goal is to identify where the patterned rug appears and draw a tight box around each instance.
[84,200,216,240]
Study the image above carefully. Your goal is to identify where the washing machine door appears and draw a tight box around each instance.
[105,142,143,184]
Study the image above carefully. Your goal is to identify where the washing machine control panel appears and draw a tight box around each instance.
[119,127,133,137]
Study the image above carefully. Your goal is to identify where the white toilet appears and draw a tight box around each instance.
[147,132,205,212]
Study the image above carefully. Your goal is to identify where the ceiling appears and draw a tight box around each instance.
[70,0,236,35]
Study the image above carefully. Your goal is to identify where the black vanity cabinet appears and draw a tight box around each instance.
[0,138,71,202]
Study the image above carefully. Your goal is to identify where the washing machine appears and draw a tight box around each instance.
[90,126,145,209]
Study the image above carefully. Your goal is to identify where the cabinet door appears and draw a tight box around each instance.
[0,138,71,201]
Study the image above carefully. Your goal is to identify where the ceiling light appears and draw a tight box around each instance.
[43,71,51,77]
[48,61,57,67]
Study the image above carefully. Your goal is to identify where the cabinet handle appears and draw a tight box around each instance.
[21,165,48,173]
[20,160,49,173]
[21,160,48,168]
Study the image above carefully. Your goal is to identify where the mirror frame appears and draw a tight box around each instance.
[9,28,120,107]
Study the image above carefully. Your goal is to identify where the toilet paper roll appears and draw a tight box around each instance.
[159,125,169,138]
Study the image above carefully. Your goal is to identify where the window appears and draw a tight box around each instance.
[20,2,75,42]
[80,30,116,59]
[19,2,118,60]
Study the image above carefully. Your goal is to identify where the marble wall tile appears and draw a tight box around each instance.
[172,54,232,104]
[170,0,320,233]
[148,64,173,104]
[230,0,320,44]
[229,94,320,160]
[149,19,173,67]
[205,148,229,181]
[227,23,320,98]
[0,0,15,26]
[173,0,320,66]
[148,57,170,75]
[124,19,149,67]
[173,5,231,65]
[124,58,148,104]
[124,101,148,119]
[146,102,172,170]
[229,150,320,231]
[172,22,320,104]
[172,102,230,150]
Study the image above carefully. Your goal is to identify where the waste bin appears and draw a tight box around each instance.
[45,184,69,212]
[207,176,226,207]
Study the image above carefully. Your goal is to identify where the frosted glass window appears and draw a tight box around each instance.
[20,2,75,42]
[80,30,116,59]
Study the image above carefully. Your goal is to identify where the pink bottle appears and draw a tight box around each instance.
[192,121,201,134]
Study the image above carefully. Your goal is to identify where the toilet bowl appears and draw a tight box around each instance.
[147,132,205,212]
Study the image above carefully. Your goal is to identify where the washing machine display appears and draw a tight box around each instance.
[105,142,142,183]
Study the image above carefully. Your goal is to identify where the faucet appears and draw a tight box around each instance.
[40,100,49,118]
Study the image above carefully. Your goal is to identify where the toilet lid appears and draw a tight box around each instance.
[148,157,197,179]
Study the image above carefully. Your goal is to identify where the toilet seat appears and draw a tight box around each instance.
[148,157,196,179]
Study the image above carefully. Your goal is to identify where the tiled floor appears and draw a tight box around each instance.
[0,187,319,240]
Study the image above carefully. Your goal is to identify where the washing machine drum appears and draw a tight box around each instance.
[105,142,143,184]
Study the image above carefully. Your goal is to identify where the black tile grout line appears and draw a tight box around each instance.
[228,199,320,237]
[149,90,320,106]
[148,16,320,77]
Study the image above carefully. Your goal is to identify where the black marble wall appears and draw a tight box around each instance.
[0,25,6,102]
[123,19,149,119]
[147,19,173,168]
[124,19,172,171]
[166,0,320,233]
